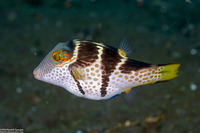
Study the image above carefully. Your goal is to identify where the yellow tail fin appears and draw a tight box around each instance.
[158,64,180,82]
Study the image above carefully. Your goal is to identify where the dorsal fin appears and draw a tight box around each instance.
[119,37,133,56]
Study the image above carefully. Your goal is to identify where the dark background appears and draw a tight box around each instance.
[0,0,199,133]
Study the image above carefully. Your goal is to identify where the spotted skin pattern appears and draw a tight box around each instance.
[33,39,180,100]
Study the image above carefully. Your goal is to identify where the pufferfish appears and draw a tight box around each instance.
[33,39,180,100]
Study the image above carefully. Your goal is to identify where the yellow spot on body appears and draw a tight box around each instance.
[139,75,143,78]
[125,76,128,79]
[118,75,122,78]
[135,78,139,81]
[112,77,115,80]
[128,80,132,82]
[97,74,100,77]
[114,72,119,75]
[91,73,95,76]
[140,70,147,73]
[96,70,99,73]
[86,69,89,72]
[94,78,98,81]
[135,72,139,76]
[91,67,94,71]
[90,82,93,85]
[97,83,100,85]
[143,77,148,80]
[87,77,91,80]
[95,64,99,68]
[130,76,134,78]
[143,70,147,73]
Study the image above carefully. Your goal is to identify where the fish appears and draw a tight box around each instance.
[33,39,180,100]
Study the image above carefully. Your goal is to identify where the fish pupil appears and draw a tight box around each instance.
[54,53,61,61]
[52,50,62,61]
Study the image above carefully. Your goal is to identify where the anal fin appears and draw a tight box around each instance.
[122,88,135,105]
[122,88,132,93]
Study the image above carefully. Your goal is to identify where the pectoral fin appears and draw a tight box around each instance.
[70,66,85,81]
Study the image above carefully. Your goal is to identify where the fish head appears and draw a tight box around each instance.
[33,41,76,87]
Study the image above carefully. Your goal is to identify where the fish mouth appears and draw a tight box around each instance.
[33,68,40,80]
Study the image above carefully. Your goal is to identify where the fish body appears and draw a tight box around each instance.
[33,39,180,100]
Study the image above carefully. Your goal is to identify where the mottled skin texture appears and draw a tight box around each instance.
[33,39,180,100]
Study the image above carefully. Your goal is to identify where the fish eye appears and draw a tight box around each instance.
[52,49,73,62]
[52,50,62,62]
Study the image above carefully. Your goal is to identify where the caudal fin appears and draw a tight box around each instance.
[157,64,180,82]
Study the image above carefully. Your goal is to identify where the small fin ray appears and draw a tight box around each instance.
[120,37,133,56]
[122,88,135,105]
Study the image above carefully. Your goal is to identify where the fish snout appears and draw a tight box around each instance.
[33,68,40,80]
